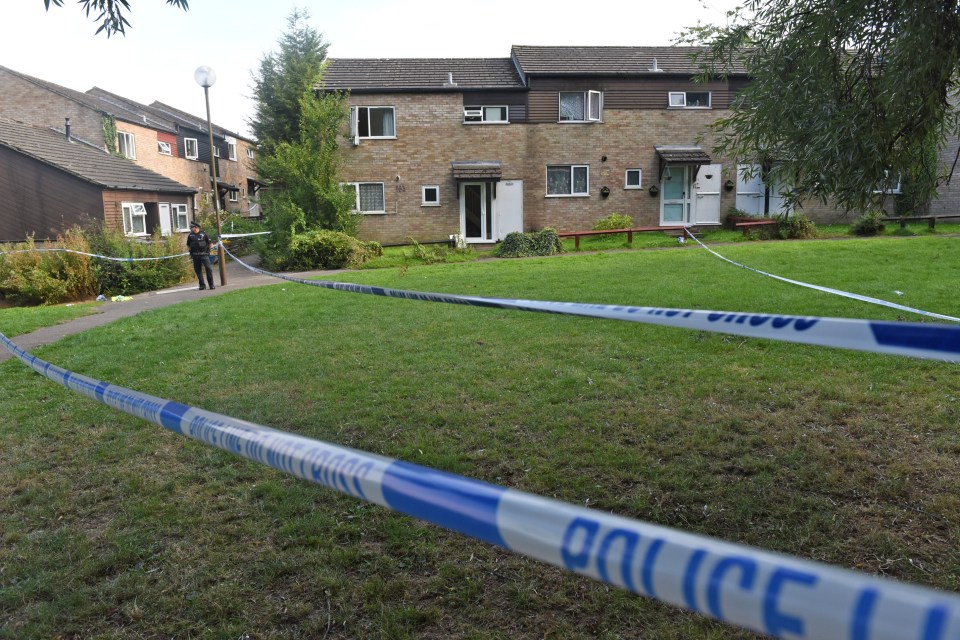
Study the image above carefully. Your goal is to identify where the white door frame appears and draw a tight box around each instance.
[460,182,492,243]
[660,165,692,225]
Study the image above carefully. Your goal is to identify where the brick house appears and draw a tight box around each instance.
[0,65,261,232]
[323,46,807,246]
[0,118,195,242]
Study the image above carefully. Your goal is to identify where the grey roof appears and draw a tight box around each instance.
[148,100,253,143]
[0,119,195,194]
[323,58,524,91]
[510,45,747,76]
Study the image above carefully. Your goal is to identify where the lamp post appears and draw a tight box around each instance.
[194,65,227,286]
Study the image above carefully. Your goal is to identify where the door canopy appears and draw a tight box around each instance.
[655,145,711,182]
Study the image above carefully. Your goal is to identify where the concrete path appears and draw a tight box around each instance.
[0,256,333,362]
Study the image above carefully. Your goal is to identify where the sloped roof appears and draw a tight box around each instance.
[510,45,747,76]
[323,58,524,91]
[0,119,195,194]
[149,100,253,143]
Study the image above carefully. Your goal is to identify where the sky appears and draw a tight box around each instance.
[2,0,743,139]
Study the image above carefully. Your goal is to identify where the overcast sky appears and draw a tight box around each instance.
[2,0,742,139]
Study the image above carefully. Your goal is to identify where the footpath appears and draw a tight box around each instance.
[0,256,333,363]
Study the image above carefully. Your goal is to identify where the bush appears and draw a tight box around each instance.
[285,229,380,270]
[494,228,564,258]
[0,230,96,305]
[777,213,817,239]
[593,213,634,231]
[850,211,886,236]
[88,226,192,296]
[216,213,267,256]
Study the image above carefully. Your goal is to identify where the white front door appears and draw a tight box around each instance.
[461,182,493,242]
[497,180,523,239]
[693,163,722,224]
[158,203,173,236]
[660,165,691,224]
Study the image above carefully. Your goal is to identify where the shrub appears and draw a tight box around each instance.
[494,228,563,258]
[216,213,267,256]
[777,213,818,239]
[285,229,379,270]
[88,226,191,296]
[0,231,96,305]
[850,211,886,236]
[593,213,634,231]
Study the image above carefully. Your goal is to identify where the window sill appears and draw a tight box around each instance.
[667,106,712,110]
[358,136,397,141]
[557,120,603,124]
[359,211,388,215]
[421,203,441,207]
[624,186,643,190]
[545,194,590,198]
[463,121,510,125]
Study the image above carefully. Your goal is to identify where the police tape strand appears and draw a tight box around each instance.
[1,330,958,639]
[0,247,191,262]
[683,230,960,323]
[220,246,960,363]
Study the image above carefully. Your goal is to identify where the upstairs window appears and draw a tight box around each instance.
[464,106,508,123]
[227,141,237,161]
[184,138,199,160]
[668,91,712,108]
[117,131,136,159]
[246,148,256,159]
[559,91,602,122]
[157,140,172,155]
[352,106,396,138]
[547,165,589,196]
[342,182,386,213]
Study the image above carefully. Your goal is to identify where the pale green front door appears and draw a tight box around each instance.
[660,166,689,224]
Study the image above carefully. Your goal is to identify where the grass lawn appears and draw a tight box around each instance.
[1,237,959,638]
[0,300,101,338]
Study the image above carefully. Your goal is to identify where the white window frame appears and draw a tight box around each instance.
[157,140,172,156]
[172,203,190,232]
[668,91,712,109]
[341,181,387,214]
[228,189,238,203]
[214,146,220,158]
[246,148,255,159]
[873,171,902,194]
[352,106,396,139]
[625,169,643,189]
[546,165,590,197]
[226,138,237,161]
[117,131,136,159]
[559,91,603,123]
[121,202,148,236]
[463,105,509,124]
[184,138,199,160]
[421,185,440,206]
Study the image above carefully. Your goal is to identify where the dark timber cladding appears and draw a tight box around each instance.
[0,146,103,241]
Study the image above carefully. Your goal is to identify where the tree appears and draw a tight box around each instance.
[249,8,329,155]
[256,90,359,268]
[42,0,189,37]
[684,0,960,213]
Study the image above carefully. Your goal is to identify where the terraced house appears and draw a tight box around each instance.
[0,65,260,240]
[323,45,803,246]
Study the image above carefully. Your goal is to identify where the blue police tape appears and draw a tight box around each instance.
[220,246,960,363]
[2,329,959,639]
[683,230,960,323]
[0,247,191,262]
[219,231,271,238]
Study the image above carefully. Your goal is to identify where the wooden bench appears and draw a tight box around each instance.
[557,226,686,250]
[881,214,960,230]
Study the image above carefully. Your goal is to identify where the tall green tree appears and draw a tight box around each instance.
[684,0,960,212]
[256,90,358,267]
[249,8,329,155]
[42,0,188,36]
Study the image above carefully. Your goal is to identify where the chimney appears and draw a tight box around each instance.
[64,117,71,142]
[649,57,664,72]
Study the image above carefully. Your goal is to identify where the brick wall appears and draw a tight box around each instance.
[0,69,106,147]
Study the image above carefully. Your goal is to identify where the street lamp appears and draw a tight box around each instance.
[194,65,227,286]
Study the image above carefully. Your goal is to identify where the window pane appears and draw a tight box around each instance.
[588,92,601,120]
[359,183,384,211]
[369,108,394,136]
[669,93,685,107]
[484,106,507,122]
[559,93,585,121]
[547,166,571,195]
[573,166,588,194]
[626,170,641,187]
[687,92,710,107]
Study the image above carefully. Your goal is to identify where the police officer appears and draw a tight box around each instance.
[186,221,216,290]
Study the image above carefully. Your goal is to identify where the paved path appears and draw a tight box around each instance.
[0,257,334,362]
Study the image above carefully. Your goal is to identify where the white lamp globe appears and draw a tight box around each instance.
[194,66,217,88]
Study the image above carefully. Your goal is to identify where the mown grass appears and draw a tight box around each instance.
[0,300,101,337]
[1,237,959,639]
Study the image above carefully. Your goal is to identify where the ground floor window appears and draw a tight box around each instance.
[625,169,642,189]
[342,182,386,213]
[122,202,148,235]
[546,165,589,196]
[422,185,440,206]
[172,204,190,231]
